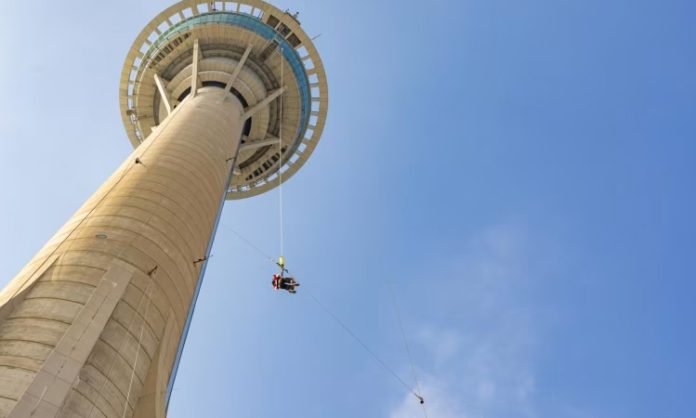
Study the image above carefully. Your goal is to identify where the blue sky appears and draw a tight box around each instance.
[1,1,695,417]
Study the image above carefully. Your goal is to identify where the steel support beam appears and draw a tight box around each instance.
[191,39,200,97]
[154,74,172,116]
[242,87,286,120]
[240,137,280,151]
[224,44,253,96]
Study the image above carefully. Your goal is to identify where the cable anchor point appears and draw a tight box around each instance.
[276,255,288,274]
[147,265,158,277]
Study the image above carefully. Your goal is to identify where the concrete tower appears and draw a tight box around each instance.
[0,1,327,417]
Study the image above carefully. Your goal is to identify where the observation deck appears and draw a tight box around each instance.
[120,0,328,199]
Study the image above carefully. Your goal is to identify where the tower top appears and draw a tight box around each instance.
[119,0,328,199]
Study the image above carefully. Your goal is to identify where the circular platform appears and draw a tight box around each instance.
[119,0,328,199]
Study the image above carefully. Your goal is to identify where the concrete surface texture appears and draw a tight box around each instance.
[0,88,243,417]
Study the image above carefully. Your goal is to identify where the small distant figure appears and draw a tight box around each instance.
[272,273,300,294]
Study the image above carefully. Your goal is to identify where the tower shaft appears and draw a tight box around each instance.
[0,88,243,418]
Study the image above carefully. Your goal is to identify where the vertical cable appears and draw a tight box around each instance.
[278,45,285,260]
[122,281,156,418]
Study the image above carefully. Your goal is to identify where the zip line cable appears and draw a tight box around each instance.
[388,281,428,414]
[220,224,425,404]
[221,50,424,404]
[304,287,423,401]
[223,224,277,266]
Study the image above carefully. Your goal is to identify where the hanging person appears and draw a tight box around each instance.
[281,275,300,293]
[272,273,300,294]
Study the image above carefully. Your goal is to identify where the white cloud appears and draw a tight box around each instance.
[415,327,463,366]
[390,377,469,418]
[389,224,542,418]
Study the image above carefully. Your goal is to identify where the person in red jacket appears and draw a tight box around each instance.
[272,273,299,294]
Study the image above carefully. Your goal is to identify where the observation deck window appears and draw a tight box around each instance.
[266,14,280,28]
